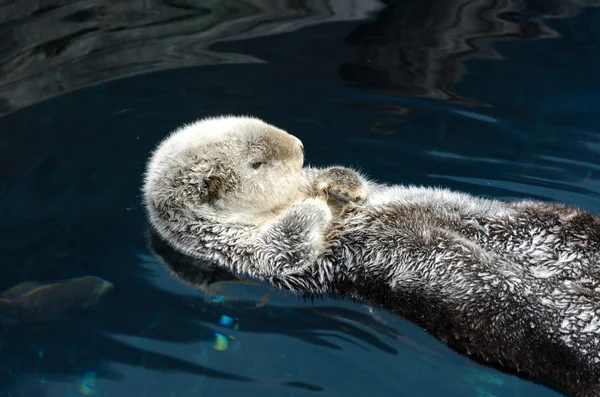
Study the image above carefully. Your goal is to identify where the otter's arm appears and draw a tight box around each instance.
[154,198,332,291]
[238,198,332,281]
[302,166,371,204]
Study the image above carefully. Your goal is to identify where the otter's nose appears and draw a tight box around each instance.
[294,137,304,156]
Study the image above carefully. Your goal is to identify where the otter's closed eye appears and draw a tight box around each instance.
[251,162,265,169]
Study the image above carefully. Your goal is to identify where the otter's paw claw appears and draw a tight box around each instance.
[316,167,367,205]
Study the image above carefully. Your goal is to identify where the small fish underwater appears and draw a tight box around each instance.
[0,275,114,326]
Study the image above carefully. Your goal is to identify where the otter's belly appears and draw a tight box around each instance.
[363,185,600,281]
[365,184,513,218]
[460,206,600,281]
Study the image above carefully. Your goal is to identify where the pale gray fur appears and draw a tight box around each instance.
[142,115,600,397]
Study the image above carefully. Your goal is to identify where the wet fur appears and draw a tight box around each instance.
[145,224,243,291]
[143,115,600,397]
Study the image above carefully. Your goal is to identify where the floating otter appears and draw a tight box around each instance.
[142,115,600,397]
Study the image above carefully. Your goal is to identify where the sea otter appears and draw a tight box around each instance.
[142,115,600,397]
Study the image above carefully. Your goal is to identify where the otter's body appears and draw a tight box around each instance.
[142,115,600,397]
[323,185,600,397]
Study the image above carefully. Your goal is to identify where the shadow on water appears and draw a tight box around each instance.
[1,0,600,396]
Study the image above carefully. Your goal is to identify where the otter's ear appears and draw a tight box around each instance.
[200,176,222,203]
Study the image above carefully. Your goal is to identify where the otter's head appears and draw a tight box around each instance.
[143,115,305,226]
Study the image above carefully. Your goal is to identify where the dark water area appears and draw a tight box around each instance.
[1,0,600,396]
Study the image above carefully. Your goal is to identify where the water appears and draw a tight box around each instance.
[0,1,599,396]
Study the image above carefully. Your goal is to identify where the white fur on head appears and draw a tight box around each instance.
[142,115,306,227]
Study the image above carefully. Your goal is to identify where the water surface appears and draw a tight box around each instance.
[1,1,600,396]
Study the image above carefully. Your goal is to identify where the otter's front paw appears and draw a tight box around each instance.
[285,198,333,232]
[258,198,332,276]
[315,167,368,205]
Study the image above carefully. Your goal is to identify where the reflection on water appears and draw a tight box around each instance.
[1,0,598,115]
[340,0,600,104]
[1,0,600,396]
[0,0,383,116]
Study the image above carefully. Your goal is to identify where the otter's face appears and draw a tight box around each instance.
[143,115,305,226]
[222,122,305,219]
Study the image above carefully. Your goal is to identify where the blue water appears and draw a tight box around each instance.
[1,1,599,396]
